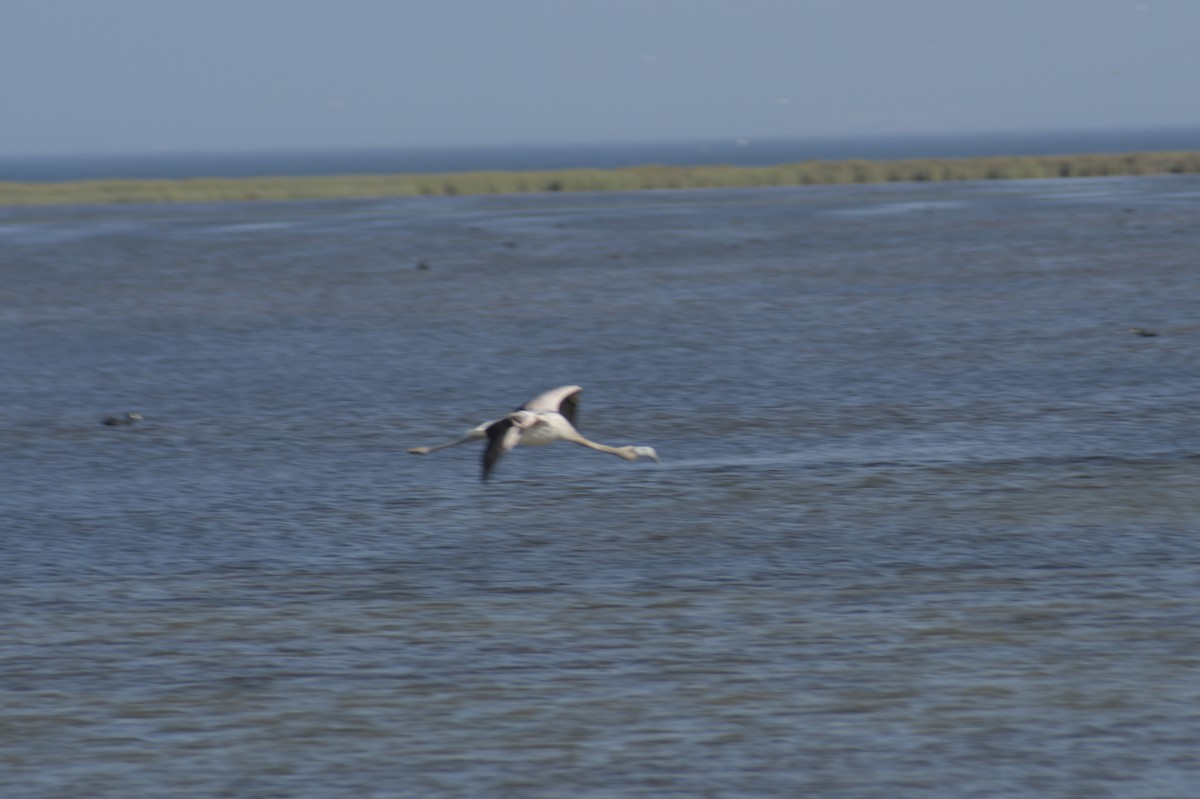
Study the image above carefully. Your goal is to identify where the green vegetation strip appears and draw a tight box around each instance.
[3,151,1199,206]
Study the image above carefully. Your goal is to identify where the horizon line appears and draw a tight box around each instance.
[4,124,1199,162]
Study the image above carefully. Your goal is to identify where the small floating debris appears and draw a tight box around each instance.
[1128,328,1159,337]
[102,411,144,426]
[416,260,431,271]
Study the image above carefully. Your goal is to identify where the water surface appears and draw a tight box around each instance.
[5,127,1198,181]
[2,176,1199,797]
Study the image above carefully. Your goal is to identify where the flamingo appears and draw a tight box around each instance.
[408,385,660,481]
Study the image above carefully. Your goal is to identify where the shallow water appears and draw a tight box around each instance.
[3,177,1200,797]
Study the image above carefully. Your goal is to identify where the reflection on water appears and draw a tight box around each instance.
[3,176,1200,797]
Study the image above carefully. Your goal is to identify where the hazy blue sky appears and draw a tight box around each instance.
[3,0,1197,156]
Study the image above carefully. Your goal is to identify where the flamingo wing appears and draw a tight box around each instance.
[523,385,583,426]
[482,417,522,481]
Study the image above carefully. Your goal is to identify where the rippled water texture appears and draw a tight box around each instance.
[3,177,1200,798]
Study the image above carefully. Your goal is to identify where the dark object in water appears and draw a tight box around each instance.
[1128,327,1159,337]
[102,411,144,426]
[416,260,431,271]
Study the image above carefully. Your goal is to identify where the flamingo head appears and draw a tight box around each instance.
[626,446,660,463]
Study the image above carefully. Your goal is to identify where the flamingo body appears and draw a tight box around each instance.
[409,385,659,481]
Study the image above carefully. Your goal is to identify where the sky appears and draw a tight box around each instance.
[2,0,1198,157]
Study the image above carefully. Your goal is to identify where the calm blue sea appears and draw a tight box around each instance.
[2,174,1199,797]
[3,128,1199,182]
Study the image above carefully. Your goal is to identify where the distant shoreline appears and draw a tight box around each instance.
[2,150,1198,207]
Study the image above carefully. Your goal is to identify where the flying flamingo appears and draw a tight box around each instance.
[408,385,660,481]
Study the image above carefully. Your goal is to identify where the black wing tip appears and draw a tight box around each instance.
[482,418,513,481]
[561,389,581,428]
